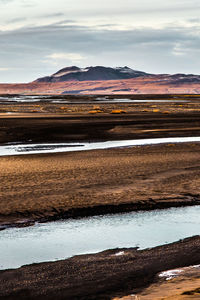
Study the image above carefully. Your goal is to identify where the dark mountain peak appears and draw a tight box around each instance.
[36,66,150,83]
[53,66,80,75]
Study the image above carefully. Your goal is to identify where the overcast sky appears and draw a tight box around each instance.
[0,0,200,82]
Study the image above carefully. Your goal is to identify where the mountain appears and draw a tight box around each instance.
[36,66,150,82]
[1,67,200,95]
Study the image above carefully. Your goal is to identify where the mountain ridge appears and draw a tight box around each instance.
[36,66,151,82]
[35,65,200,86]
[1,66,200,95]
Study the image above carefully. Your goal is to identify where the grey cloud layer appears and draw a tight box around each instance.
[0,21,200,82]
[0,0,200,81]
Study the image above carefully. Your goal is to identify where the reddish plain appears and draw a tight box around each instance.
[1,76,200,94]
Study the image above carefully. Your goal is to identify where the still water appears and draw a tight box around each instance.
[0,206,200,270]
[1,136,200,156]
[0,95,189,103]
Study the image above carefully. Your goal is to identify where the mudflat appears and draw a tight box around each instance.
[0,142,200,227]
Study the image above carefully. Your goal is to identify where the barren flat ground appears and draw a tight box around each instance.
[1,76,200,94]
[0,95,200,299]
[1,143,200,227]
[1,94,200,144]
[0,95,200,226]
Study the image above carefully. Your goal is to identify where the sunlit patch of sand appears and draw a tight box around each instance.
[113,266,200,300]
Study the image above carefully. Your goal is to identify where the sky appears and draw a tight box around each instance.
[0,0,200,82]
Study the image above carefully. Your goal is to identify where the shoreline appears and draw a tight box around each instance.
[1,100,200,229]
[1,97,200,299]
[1,136,200,157]
[1,142,200,229]
[0,235,200,299]
[1,195,200,230]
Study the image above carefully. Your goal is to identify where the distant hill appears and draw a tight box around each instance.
[36,66,150,82]
[1,66,200,95]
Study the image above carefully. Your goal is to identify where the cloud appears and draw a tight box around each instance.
[0,0,14,3]
[42,13,65,18]
[46,52,86,65]
[0,67,10,71]
[6,17,27,24]
[0,18,200,82]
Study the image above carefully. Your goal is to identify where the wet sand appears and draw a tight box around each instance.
[0,236,200,300]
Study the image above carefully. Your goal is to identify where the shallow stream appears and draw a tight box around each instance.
[1,136,200,156]
[0,206,200,270]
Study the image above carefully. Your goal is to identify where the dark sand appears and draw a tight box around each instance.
[0,98,200,229]
[0,236,200,300]
[0,98,200,227]
[0,95,200,145]
[0,97,200,299]
[0,142,200,228]
[1,113,200,145]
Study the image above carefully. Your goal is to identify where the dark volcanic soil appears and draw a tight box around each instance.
[0,142,200,228]
[0,236,200,300]
[0,95,200,145]
[0,97,200,299]
[1,113,200,145]
[0,98,200,227]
